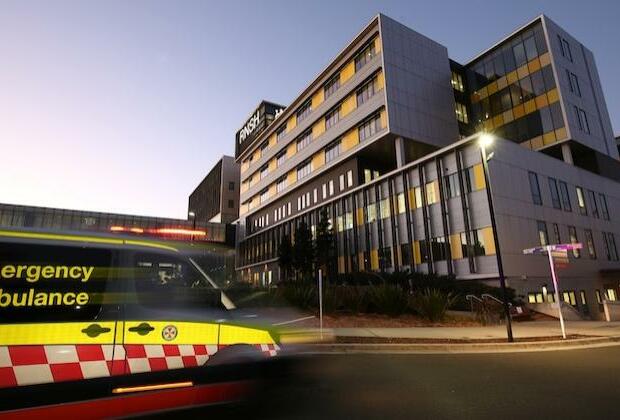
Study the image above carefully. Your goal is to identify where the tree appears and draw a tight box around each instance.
[292,221,314,280]
[277,234,293,282]
[315,209,336,280]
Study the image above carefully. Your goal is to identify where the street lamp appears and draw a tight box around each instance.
[188,211,196,241]
[478,133,514,342]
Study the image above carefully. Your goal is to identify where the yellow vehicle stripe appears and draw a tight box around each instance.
[123,321,219,345]
[0,322,117,345]
[218,324,275,345]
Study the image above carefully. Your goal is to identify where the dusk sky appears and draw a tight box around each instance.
[2,0,619,219]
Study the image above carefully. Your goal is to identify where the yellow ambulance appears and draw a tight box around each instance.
[0,228,280,417]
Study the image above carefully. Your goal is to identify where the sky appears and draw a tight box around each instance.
[2,0,619,219]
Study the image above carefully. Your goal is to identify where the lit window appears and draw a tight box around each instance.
[576,187,587,215]
[379,198,390,219]
[451,71,464,92]
[397,193,406,214]
[339,174,345,191]
[425,182,437,204]
[347,170,353,187]
[537,221,549,246]
[568,226,580,258]
[329,180,334,196]
[585,229,596,259]
[322,183,327,199]
[455,102,468,124]
[313,188,318,203]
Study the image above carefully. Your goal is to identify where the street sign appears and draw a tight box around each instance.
[522,243,582,339]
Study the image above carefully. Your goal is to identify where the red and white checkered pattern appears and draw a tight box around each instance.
[0,343,278,388]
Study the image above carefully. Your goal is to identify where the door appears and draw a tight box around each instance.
[0,241,119,411]
[117,251,222,380]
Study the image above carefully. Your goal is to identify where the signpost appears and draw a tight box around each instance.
[523,243,582,339]
[318,269,324,340]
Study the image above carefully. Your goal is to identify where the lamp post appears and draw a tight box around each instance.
[479,134,514,342]
[188,211,196,241]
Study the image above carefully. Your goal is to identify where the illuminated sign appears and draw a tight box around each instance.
[235,101,285,158]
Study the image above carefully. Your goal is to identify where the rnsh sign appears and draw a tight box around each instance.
[235,101,285,158]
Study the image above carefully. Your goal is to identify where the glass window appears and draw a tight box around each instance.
[444,173,461,199]
[599,194,609,220]
[358,113,381,141]
[276,177,287,193]
[276,124,287,142]
[296,161,311,180]
[260,165,269,179]
[558,181,572,211]
[260,189,269,203]
[604,232,619,261]
[325,106,340,130]
[451,71,464,92]
[324,74,340,99]
[276,151,286,167]
[431,237,447,262]
[576,187,587,215]
[228,181,235,191]
[513,42,526,67]
[0,243,111,323]
[325,139,341,163]
[347,170,353,187]
[355,41,376,72]
[568,226,580,258]
[339,174,345,191]
[455,102,469,124]
[296,100,312,123]
[426,182,437,204]
[548,178,561,209]
[524,36,538,61]
[528,172,543,205]
[588,190,599,218]
[552,223,561,244]
[537,221,549,246]
[531,70,546,96]
[584,229,596,259]
[296,130,312,152]
[397,193,406,214]
[356,77,376,106]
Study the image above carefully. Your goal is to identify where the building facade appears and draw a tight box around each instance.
[233,14,620,316]
[188,155,240,225]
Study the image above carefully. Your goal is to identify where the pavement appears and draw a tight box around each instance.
[328,320,620,340]
[185,347,620,419]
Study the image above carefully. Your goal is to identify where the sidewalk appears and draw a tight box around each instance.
[327,321,620,340]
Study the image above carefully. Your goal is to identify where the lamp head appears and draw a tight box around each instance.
[479,133,494,148]
[188,211,196,218]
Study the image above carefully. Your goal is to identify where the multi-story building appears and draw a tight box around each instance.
[234,14,620,317]
[188,155,240,225]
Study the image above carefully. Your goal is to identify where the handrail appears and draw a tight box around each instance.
[482,293,512,307]
[466,294,483,303]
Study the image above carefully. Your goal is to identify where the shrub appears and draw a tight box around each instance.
[367,284,409,316]
[279,282,317,310]
[409,288,458,322]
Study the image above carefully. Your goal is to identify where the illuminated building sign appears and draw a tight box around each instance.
[235,101,285,158]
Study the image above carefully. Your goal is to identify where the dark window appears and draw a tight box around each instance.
[604,232,619,261]
[558,181,572,211]
[325,106,340,130]
[528,171,543,205]
[444,173,461,199]
[296,100,312,123]
[358,114,381,141]
[588,190,599,218]
[513,42,527,67]
[325,139,341,163]
[400,243,412,266]
[379,247,393,269]
[355,42,376,72]
[228,181,235,191]
[524,36,538,61]
[0,243,111,323]
[552,223,561,244]
[133,252,223,309]
[599,194,610,220]
[503,45,516,73]
[228,199,234,209]
[531,70,546,96]
[548,178,561,209]
[431,237,447,261]
[356,77,376,106]
[324,74,340,99]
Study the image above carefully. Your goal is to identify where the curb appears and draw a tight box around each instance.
[295,335,620,354]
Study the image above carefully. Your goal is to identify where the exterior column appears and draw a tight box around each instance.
[395,136,406,168]
[561,143,574,165]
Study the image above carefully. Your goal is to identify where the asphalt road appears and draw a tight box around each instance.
[181,346,620,420]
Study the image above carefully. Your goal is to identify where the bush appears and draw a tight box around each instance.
[367,284,409,317]
[409,288,458,322]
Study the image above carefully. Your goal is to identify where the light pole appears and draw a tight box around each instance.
[188,211,196,241]
[479,134,514,342]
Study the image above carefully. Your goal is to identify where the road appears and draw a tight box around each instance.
[180,346,620,419]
